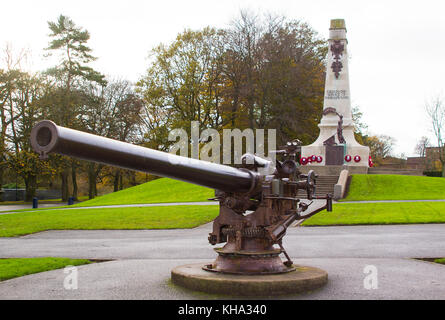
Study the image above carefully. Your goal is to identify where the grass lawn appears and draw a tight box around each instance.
[0,205,219,237]
[74,178,213,207]
[303,202,445,226]
[435,258,445,265]
[0,257,91,281]
[343,174,445,201]
[1,200,444,237]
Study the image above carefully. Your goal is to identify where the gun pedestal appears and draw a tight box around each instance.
[171,263,328,296]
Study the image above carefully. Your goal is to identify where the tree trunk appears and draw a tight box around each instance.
[130,171,137,186]
[24,175,37,202]
[113,169,120,192]
[87,163,96,199]
[231,89,239,127]
[60,169,69,202]
[94,165,103,197]
[0,166,3,201]
[71,161,78,201]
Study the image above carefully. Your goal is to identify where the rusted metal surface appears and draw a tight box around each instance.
[30,120,332,275]
[30,120,257,194]
[203,249,295,275]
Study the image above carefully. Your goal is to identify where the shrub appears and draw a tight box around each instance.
[423,171,443,177]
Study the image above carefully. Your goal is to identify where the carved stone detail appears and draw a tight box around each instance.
[337,114,346,144]
[330,40,344,79]
[321,107,346,144]
[322,107,337,116]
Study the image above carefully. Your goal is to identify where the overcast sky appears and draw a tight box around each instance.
[2,0,444,157]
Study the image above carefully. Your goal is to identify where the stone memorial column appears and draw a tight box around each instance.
[301,19,370,174]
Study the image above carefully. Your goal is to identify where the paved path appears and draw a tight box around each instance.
[0,224,444,299]
[0,201,220,215]
[2,198,445,215]
[0,203,64,212]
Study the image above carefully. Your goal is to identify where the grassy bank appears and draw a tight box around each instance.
[1,201,445,237]
[0,205,219,237]
[343,174,445,201]
[74,178,213,207]
[303,201,445,226]
[1,178,212,210]
[0,257,91,281]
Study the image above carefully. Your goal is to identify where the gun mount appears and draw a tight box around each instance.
[31,120,332,275]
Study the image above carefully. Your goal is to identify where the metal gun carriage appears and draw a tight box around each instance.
[31,120,332,275]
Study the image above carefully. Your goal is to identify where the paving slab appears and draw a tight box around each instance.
[1,224,444,260]
[0,224,444,299]
[0,258,444,299]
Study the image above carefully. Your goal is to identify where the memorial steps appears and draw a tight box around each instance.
[297,175,339,199]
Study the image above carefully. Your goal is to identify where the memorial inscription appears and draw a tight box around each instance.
[325,90,348,100]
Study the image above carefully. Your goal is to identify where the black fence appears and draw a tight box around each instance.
[0,189,62,201]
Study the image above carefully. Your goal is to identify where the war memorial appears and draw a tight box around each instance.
[301,19,370,175]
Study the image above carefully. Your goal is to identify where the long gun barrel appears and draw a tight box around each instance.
[30,120,258,194]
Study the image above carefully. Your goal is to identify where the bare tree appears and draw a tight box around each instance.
[414,136,431,157]
[220,11,327,144]
[78,78,143,198]
[425,95,445,176]
[362,134,396,164]
[0,45,32,194]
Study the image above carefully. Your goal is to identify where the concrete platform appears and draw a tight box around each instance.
[171,263,328,296]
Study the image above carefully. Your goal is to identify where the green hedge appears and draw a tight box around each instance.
[423,171,443,177]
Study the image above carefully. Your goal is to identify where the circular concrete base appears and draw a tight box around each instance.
[171,263,328,296]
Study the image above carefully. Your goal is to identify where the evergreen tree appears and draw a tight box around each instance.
[44,14,106,201]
